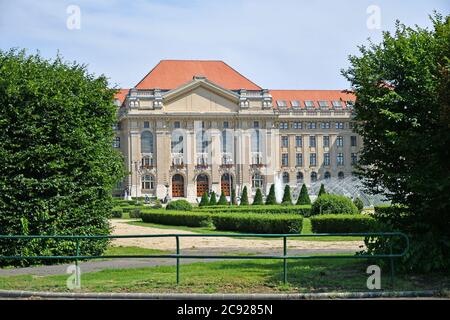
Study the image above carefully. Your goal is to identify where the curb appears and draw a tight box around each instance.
[0,289,442,300]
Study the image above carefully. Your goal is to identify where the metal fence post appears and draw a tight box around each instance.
[176,236,180,285]
[283,236,287,284]
[389,242,395,289]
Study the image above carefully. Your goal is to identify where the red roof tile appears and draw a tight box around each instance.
[269,90,355,109]
[135,60,261,91]
[114,88,129,104]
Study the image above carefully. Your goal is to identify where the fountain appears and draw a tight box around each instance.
[274,173,284,203]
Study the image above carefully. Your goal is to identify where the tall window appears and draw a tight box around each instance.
[337,153,344,166]
[251,129,261,152]
[282,153,289,167]
[281,136,289,147]
[296,153,303,166]
[296,172,304,184]
[171,131,184,153]
[282,172,289,184]
[221,129,233,153]
[141,175,155,190]
[310,153,317,166]
[324,171,331,180]
[338,172,345,180]
[252,173,264,188]
[311,172,318,182]
[351,136,357,147]
[196,130,210,153]
[337,136,344,147]
[323,135,330,147]
[141,131,154,153]
[113,137,120,148]
[295,135,302,147]
[309,136,316,147]
[324,153,330,166]
[351,153,358,165]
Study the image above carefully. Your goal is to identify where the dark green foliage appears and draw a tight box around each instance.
[0,50,125,265]
[199,192,210,207]
[218,192,228,205]
[141,210,212,227]
[265,184,277,205]
[197,205,311,216]
[166,199,193,211]
[342,14,450,271]
[111,208,123,218]
[240,186,249,206]
[152,199,162,209]
[318,184,326,197]
[129,209,142,219]
[296,184,311,205]
[230,188,237,205]
[212,214,303,234]
[282,185,292,205]
[209,192,217,206]
[310,214,378,233]
[311,194,359,215]
[353,197,364,213]
[252,188,263,205]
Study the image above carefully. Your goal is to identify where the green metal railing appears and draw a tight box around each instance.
[0,232,409,287]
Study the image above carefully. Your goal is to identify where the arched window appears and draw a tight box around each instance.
[338,171,345,180]
[282,172,289,184]
[296,172,304,184]
[141,131,154,153]
[252,173,264,188]
[311,172,318,183]
[141,175,154,190]
[324,171,331,180]
[196,174,209,197]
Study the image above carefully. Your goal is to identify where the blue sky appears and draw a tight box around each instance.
[0,0,448,90]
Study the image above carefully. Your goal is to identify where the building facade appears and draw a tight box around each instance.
[114,60,361,202]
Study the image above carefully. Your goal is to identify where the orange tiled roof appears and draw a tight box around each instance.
[114,88,129,104]
[135,60,261,91]
[269,90,355,109]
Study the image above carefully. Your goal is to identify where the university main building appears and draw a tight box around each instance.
[114,60,360,202]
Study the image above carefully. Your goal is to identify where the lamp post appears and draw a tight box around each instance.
[133,160,142,204]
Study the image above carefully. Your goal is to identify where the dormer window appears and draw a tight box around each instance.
[332,100,343,108]
[291,100,301,108]
[277,100,287,108]
[318,101,329,109]
[304,100,315,109]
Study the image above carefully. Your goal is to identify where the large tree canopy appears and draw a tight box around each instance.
[0,50,125,265]
[342,13,449,271]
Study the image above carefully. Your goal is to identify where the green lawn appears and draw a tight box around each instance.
[1,258,448,294]
[127,219,364,242]
[103,245,168,256]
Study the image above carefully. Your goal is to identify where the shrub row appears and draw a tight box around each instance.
[196,205,311,216]
[311,194,359,216]
[140,210,302,233]
[166,199,193,211]
[310,214,378,233]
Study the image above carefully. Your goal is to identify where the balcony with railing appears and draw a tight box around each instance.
[195,153,209,170]
[220,153,234,169]
[171,153,185,169]
[251,152,265,168]
[141,155,155,170]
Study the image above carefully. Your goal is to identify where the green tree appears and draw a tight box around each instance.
[318,184,327,197]
[240,186,249,205]
[218,192,228,205]
[265,184,277,205]
[282,185,292,205]
[342,13,450,271]
[0,50,125,265]
[209,191,217,206]
[252,188,263,205]
[230,188,237,206]
[296,184,311,205]
[353,197,364,213]
[199,192,209,207]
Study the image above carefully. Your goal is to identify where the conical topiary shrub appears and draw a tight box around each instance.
[296,184,311,205]
[209,191,217,206]
[318,184,326,198]
[240,186,249,205]
[218,192,228,205]
[265,184,277,205]
[282,184,292,205]
[231,188,237,205]
[199,192,209,207]
[252,188,263,205]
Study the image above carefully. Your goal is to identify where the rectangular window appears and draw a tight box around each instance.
[291,100,301,108]
[318,101,329,108]
[253,121,259,128]
[309,136,316,147]
[337,136,344,147]
[296,153,303,166]
[307,122,316,129]
[335,122,344,129]
[295,135,302,147]
[279,122,288,129]
[323,135,330,147]
[305,100,315,108]
[351,136,357,147]
[293,121,302,129]
[310,153,317,166]
[282,153,289,166]
[324,153,330,166]
[277,100,287,108]
[174,121,181,129]
[223,121,229,129]
[337,153,344,166]
[113,137,120,148]
[281,136,289,148]
[320,122,330,129]
[112,123,121,131]
[332,100,342,108]
[143,121,150,128]
[351,153,358,165]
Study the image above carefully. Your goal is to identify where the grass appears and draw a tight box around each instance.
[128,219,364,242]
[103,245,168,256]
[0,258,448,294]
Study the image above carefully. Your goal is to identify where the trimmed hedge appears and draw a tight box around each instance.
[141,210,212,227]
[212,214,302,234]
[310,214,378,233]
[111,208,123,218]
[166,199,193,211]
[311,194,358,216]
[197,205,311,216]
[129,208,142,219]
